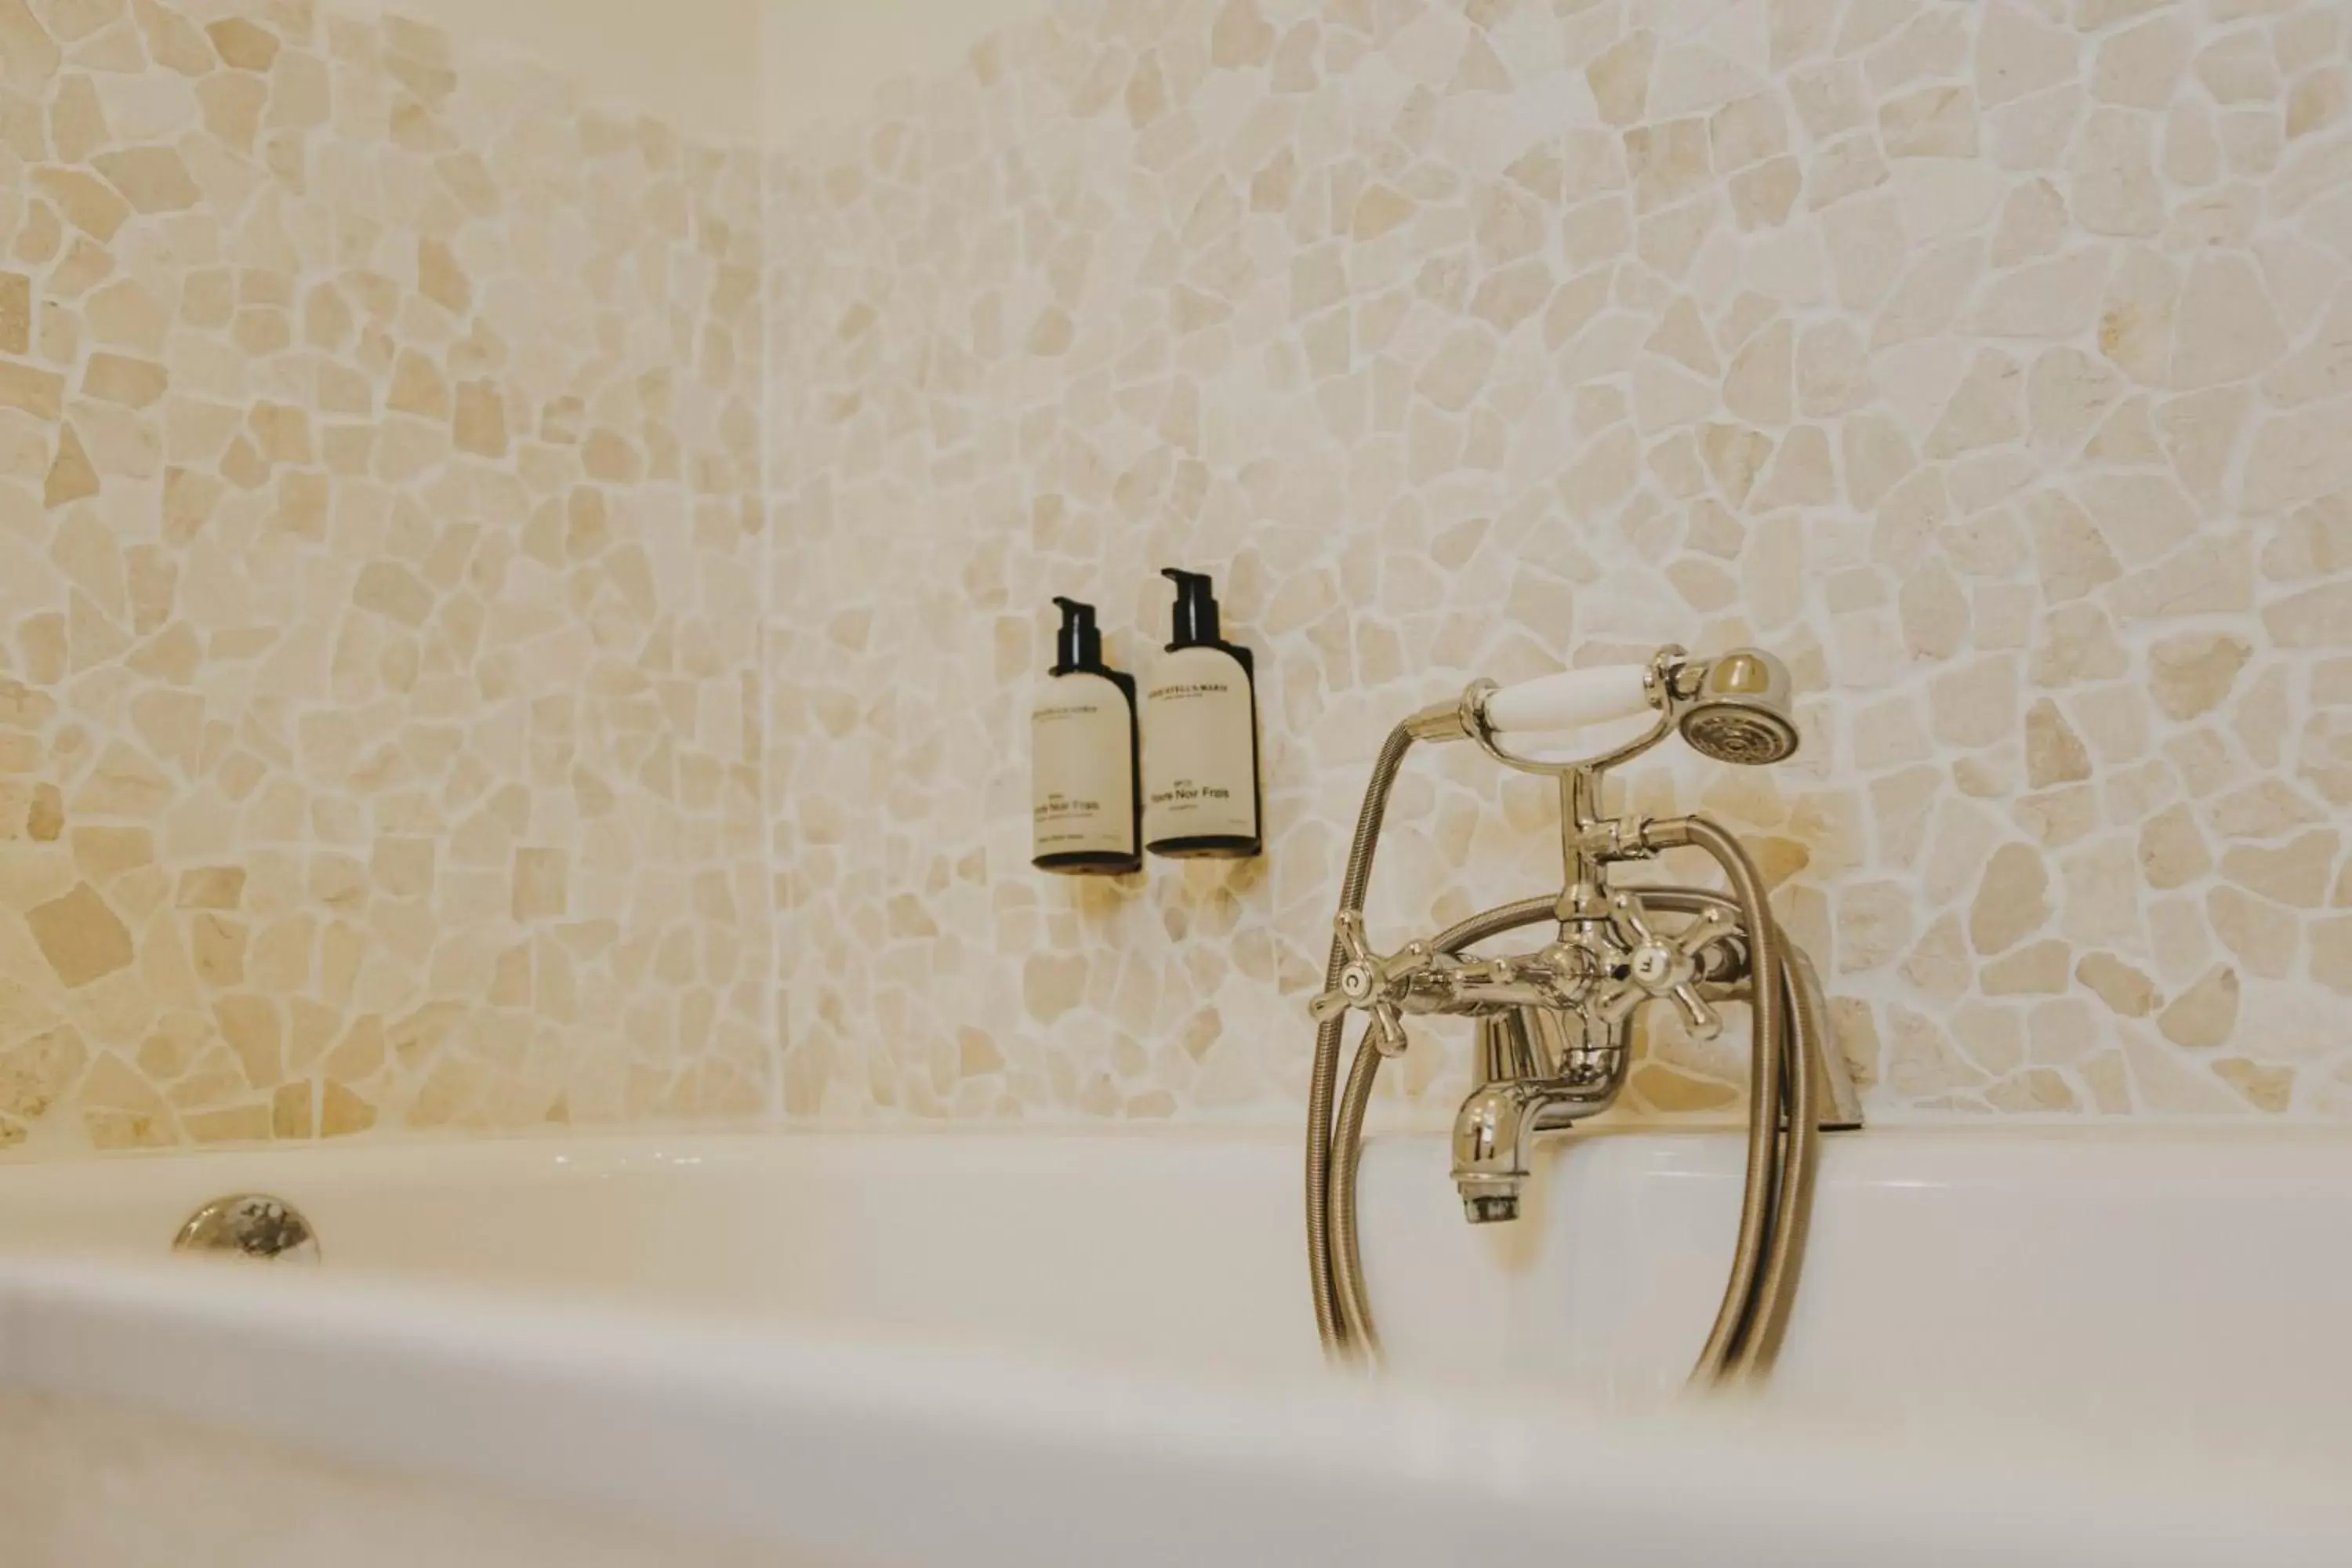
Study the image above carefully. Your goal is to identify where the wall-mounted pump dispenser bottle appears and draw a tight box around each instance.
[1142,568,1261,859]
[1031,597,1142,876]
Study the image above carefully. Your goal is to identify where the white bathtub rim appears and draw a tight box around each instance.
[0,1257,2343,1568]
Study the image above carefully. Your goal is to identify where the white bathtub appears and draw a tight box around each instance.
[0,1127,2347,1566]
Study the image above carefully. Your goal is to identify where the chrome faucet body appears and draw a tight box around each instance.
[1305,645,1865,1385]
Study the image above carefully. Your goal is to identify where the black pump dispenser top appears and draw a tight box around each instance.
[1051,596,1104,674]
[1036,595,1142,878]
[1160,568,1221,649]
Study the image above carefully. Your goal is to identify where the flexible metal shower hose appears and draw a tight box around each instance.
[1304,724,1418,1351]
[1674,816,1820,1384]
[1306,761,1825,1386]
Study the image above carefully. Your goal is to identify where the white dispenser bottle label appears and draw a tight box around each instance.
[1033,673,1134,858]
[1143,648,1256,842]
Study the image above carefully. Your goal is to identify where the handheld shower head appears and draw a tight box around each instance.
[1416,644,1801,773]
[1678,649,1798,765]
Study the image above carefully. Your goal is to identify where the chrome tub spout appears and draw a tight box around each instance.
[1452,1079,1541,1224]
[1451,1012,1621,1225]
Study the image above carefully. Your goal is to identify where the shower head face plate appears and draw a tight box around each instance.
[1676,649,1798,765]
[1681,704,1799,765]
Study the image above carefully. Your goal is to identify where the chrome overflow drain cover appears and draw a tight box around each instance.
[172,1194,320,1264]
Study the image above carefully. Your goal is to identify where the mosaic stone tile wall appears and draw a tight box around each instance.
[0,0,771,1151]
[768,0,2352,1124]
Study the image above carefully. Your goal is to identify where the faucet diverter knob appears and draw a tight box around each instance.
[1308,913,1414,1056]
[1307,912,1382,1021]
[1595,892,1731,1042]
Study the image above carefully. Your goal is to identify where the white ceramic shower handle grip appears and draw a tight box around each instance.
[1481,664,1653,736]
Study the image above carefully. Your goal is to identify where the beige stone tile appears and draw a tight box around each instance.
[2212,1058,2292,1112]
[2147,633,2251,720]
[2078,953,2161,1019]
[0,361,64,420]
[205,16,274,70]
[1880,84,1979,158]
[26,881,134,987]
[2092,15,2192,110]
[2158,965,2241,1050]
[2196,31,2280,106]
[78,350,165,408]
[0,272,28,356]
[31,166,130,241]
[92,146,201,212]
[1969,843,2052,956]
[1975,3,2075,108]
[1586,28,1653,126]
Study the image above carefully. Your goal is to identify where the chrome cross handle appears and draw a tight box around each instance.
[1307,912,1427,1057]
[1588,891,1737,1040]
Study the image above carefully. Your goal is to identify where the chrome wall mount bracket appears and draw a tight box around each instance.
[172,1194,321,1264]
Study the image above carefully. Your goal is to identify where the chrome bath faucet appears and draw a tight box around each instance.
[1305,645,1864,1387]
